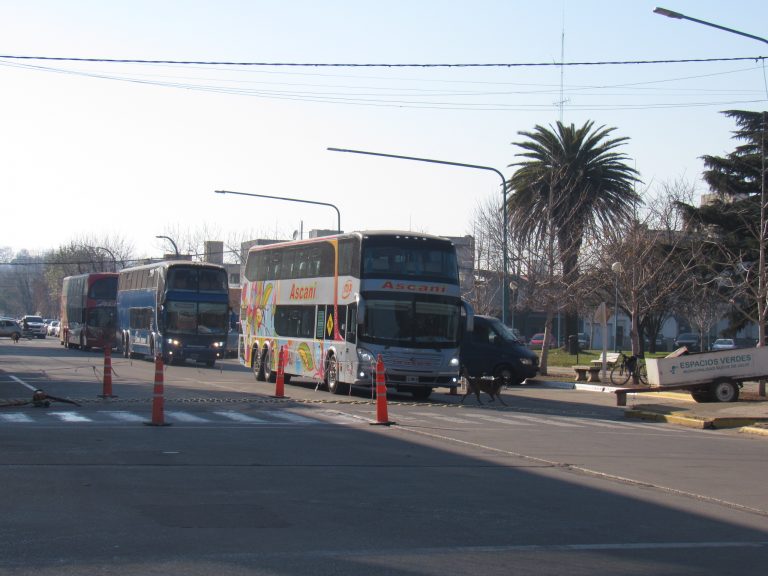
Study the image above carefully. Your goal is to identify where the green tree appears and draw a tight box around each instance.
[678,110,767,341]
[506,121,641,366]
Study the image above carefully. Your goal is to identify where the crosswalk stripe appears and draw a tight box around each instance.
[48,411,93,423]
[316,410,371,424]
[460,413,530,425]
[214,411,268,423]
[507,414,584,427]
[412,412,473,424]
[165,411,210,423]
[100,411,147,423]
[0,413,34,423]
[265,411,318,424]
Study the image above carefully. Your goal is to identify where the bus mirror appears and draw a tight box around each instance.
[462,300,474,332]
[356,295,365,325]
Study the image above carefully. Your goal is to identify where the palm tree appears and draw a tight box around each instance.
[507,120,641,366]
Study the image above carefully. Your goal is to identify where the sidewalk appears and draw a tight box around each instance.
[529,365,768,435]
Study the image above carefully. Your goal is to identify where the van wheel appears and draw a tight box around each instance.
[494,366,517,386]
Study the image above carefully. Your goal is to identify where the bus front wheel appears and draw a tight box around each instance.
[325,355,348,395]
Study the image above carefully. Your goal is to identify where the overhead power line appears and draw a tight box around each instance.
[0,54,765,67]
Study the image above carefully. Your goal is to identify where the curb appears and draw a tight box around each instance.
[625,408,768,430]
[625,409,715,429]
[740,424,768,437]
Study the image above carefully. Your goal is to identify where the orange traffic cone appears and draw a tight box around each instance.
[273,346,287,398]
[371,354,395,426]
[98,347,117,399]
[146,354,171,426]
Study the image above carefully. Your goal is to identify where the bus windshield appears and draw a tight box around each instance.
[167,268,228,292]
[165,301,228,335]
[87,306,117,329]
[89,277,118,300]
[361,237,458,283]
[360,294,460,348]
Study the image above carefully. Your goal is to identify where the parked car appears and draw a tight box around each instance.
[0,317,22,340]
[460,315,539,386]
[529,332,557,349]
[577,332,590,350]
[674,332,700,352]
[47,320,61,337]
[711,338,737,351]
[19,315,47,338]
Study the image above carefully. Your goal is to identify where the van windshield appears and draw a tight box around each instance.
[486,317,520,343]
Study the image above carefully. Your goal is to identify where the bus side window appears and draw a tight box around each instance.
[345,304,356,343]
[336,306,346,341]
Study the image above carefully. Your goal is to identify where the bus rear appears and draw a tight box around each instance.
[61,273,118,350]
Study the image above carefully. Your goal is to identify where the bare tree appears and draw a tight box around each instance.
[597,179,699,357]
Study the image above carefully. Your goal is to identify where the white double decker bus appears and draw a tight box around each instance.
[240,230,471,399]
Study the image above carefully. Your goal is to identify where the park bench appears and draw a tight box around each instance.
[590,352,620,368]
[573,365,602,383]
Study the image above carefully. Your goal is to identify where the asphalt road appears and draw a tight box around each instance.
[1,338,767,575]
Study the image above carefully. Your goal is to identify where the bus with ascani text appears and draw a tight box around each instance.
[240,230,472,399]
[117,261,230,367]
[60,273,118,350]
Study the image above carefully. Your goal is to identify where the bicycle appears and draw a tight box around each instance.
[610,352,648,386]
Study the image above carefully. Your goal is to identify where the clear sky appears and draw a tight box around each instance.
[2,0,767,259]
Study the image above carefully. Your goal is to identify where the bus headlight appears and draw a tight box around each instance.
[212,341,226,348]
[449,356,460,367]
[167,338,181,347]
[357,347,375,379]
[357,347,374,364]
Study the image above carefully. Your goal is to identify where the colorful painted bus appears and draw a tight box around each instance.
[116,261,229,367]
[240,231,471,399]
[60,273,118,350]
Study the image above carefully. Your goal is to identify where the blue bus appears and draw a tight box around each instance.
[117,261,230,367]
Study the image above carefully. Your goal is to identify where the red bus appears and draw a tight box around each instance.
[60,273,118,350]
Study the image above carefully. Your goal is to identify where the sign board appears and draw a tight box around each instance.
[646,346,768,387]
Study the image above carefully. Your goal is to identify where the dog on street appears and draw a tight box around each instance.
[460,370,507,406]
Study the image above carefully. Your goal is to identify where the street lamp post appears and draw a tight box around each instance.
[95,246,118,272]
[156,235,180,258]
[215,190,341,234]
[653,7,768,45]
[328,147,511,326]
[612,262,623,352]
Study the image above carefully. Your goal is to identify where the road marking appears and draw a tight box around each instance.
[0,413,34,423]
[48,411,92,423]
[460,413,531,426]
[100,411,147,423]
[509,414,584,427]
[412,412,473,424]
[165,411,211,423]
[265,411,318,424]
[315,410,372,424]
[9,375,38,392]
[214,411,268,423]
